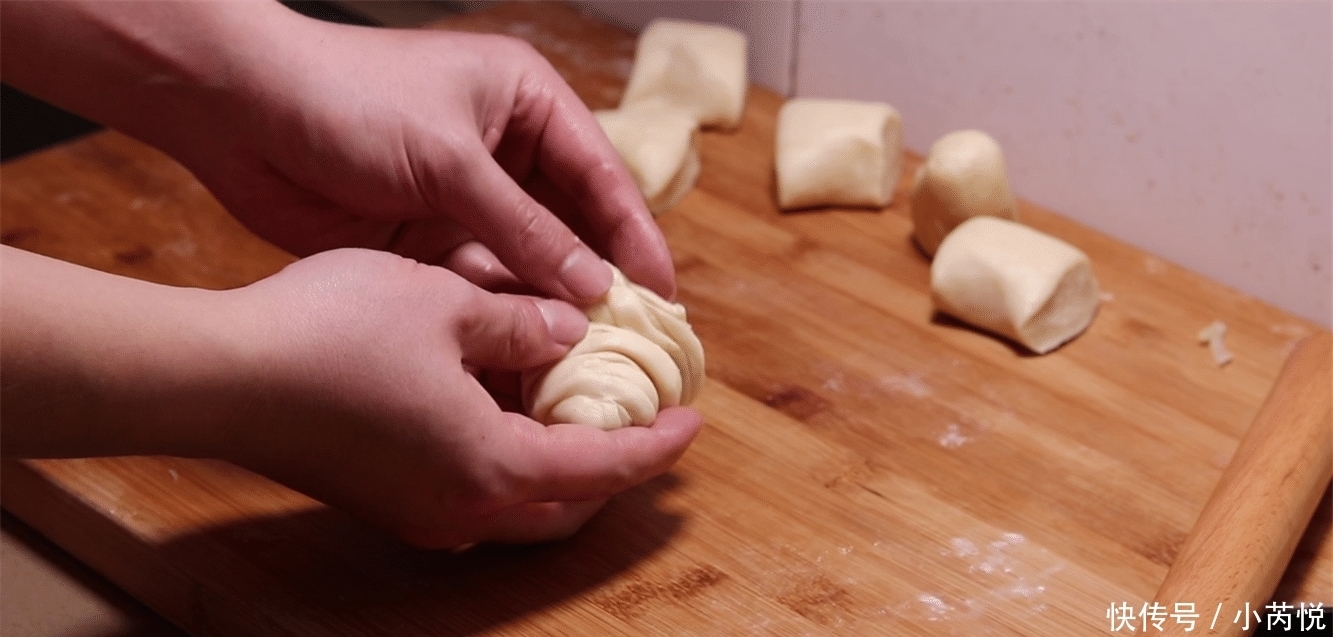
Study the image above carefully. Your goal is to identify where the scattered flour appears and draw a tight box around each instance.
[938,424,972,449]
[878,372,932,399]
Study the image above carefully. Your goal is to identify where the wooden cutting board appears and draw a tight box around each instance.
[2,3,1328,635]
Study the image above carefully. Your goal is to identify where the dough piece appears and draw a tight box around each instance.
[776,98,904,210]
[522,265,706,430]
[931,217,1100,354]
[911,129,1019,256]
[594,105,701,215]
[524,324,678,430]
[620,19,748,130]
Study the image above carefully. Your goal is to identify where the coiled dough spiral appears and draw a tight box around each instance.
[522,266,705,430]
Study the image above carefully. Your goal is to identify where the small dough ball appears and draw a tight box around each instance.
[931,217,1100,354]
[776,98,904,210]
[911,129,1018,256]
[620,19,748,130]
[594,105,701,215]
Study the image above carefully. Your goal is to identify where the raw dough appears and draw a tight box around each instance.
[911,129,1019,256]
[522,265,705,430]
[594,105,701,215]
[1198,320,1234,366]
[523,324,678,429]
[776,98,904,210]
[619,19,748,130]
[931,217,1100,354]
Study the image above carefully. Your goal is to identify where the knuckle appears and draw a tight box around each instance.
[476,461,527,507]
[510,199,573,270]
[451,284,488,337]
[509,298,550,358]
[486,33,543,62]
[509,36,542,60]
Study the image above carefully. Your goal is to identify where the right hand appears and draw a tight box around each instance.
[220,249,702,547]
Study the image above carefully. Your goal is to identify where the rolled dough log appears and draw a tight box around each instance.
[594,105,701,215]
[911,129,1019,257]
[524,324,678,430]
[776,98,904,210]
[620,19,748,130]
[931,217,1100,354]
[522,265,705,430]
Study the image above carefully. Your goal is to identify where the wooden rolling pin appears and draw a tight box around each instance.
[1153,332,1331,636]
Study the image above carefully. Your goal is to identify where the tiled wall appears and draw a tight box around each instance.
[583,0,1331,326]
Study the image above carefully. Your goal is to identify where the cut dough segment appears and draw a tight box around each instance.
[522,265,705,430]
[620,19,748,129]
[931,217,1100,354]
[776,98,904,210]
[911,129,1019,256]
[594,105,701,215]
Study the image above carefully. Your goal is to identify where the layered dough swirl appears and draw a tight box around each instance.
[522,266,705,430]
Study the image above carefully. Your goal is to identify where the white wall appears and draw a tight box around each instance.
[572,1,1331,325]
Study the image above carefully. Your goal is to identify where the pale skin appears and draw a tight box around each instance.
[0,1,702,548]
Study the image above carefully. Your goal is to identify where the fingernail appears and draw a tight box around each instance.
[535,299,588,346]
[559,248,612,301]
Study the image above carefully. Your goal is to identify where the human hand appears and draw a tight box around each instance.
[3,2,673,298]
[177,15,674,302]
[220,249,701,547]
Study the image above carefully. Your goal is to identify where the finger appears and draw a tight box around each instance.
[385,217,475,266]
[523,173,597,252]
[479,499,607,544]
[477,368,524,412]
[498,406,703,502]
[440,139,612,304]
[455,287,588,369]
[531,173,677,301]
[441,240,529,293]
[515,74,677,300]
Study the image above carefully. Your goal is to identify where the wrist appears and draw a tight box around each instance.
[0,1,311,162]
[95,286,264,461]
[0,248,260,460]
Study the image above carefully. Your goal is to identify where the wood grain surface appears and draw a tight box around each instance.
[2,3,1328,635]
[1154,333,1331,637]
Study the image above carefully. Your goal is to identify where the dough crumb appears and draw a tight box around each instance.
[1197,320,1233,366]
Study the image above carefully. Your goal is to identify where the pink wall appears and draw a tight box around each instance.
[795,2,1331,326]
[572,1,1331,326]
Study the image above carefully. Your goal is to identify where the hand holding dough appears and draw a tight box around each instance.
[911,130,1018,256]
[931,217,1100,354]
[523,266,705,430]
[620,19,748,130]
[594,105,701,215]
[523,324,680,429]
[776,98,904,210]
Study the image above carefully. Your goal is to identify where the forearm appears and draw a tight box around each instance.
[0,247,248,459]
[0,0,301,160]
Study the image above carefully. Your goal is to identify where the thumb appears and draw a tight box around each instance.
[455,288,588,370]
